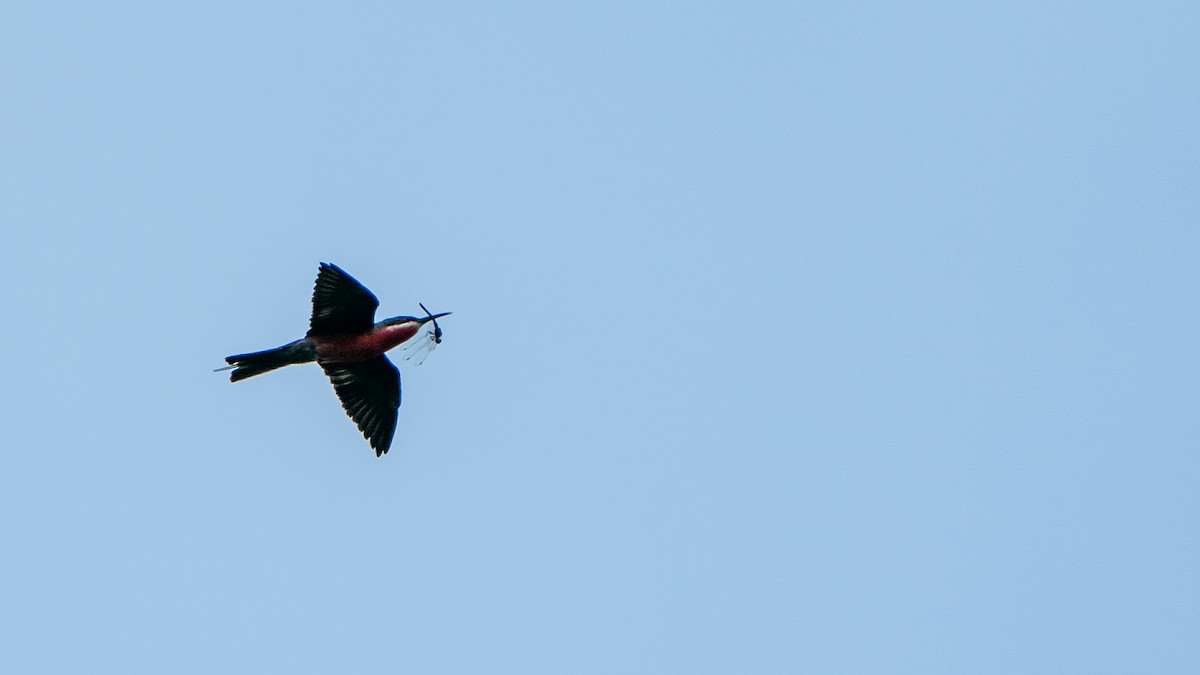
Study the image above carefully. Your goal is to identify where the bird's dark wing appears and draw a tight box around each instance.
[321,356,401,456]
[308,263,380,336]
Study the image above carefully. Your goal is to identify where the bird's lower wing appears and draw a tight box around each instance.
[321,356,401,456]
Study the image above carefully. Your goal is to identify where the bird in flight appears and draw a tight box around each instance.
[221,262,451,456]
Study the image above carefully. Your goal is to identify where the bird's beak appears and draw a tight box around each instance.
[421,311,451,323]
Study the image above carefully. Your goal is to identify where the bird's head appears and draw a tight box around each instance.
[379,307,451,331]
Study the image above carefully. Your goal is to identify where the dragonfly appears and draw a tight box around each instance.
[402,302,446,366]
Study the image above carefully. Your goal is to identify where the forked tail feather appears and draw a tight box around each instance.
[221,339,315,382]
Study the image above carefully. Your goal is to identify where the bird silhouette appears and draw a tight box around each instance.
[221,263,449,456]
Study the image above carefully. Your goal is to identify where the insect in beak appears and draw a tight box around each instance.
[403,302,447,366]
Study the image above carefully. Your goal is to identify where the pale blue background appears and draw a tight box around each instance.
[2,2,1197,672]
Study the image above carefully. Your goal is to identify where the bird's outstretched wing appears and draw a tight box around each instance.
[321,356,401,456]
[308,262,380,336]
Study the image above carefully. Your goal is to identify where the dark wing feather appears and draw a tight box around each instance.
[308,263,380,336]
[321,356,401,456]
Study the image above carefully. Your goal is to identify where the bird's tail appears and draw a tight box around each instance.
[221,340,316,382]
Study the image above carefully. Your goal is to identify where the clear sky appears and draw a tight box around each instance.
[2,1,1197,672]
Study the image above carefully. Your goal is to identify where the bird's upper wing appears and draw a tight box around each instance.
[308,263,380,336]
[321,356,401,456]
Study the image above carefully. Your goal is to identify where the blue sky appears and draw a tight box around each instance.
[2,1,1197,672]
